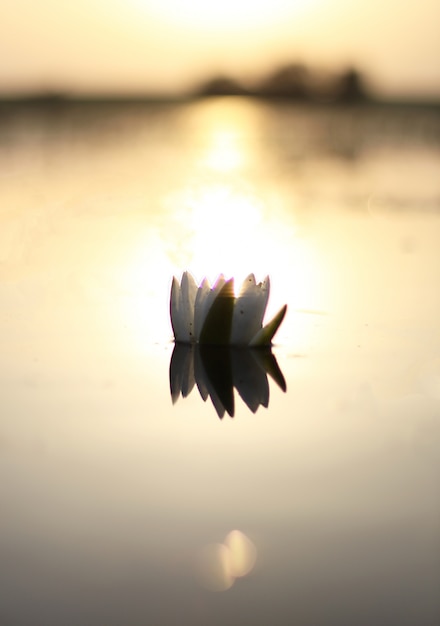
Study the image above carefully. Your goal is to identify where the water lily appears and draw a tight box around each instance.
[170,272,287,347]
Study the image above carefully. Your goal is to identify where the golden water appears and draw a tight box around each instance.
[1,98,439,625]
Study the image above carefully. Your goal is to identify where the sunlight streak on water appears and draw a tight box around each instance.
[203,130,245,172]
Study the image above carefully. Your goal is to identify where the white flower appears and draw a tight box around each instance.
[170,271,287,347]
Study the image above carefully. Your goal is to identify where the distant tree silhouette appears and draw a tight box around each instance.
[256,63,310,99]
[192,63,371,104]
[335,68,368,103]
[197,75,249,97]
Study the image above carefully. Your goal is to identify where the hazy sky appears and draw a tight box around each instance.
[1,0,439,97]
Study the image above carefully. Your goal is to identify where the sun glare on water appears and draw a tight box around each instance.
[171,99,286,287]
[114,99,326,350]
[186,185,266,289]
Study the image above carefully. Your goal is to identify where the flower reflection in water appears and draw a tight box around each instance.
[170,344,286,418]
[195,530,257,592]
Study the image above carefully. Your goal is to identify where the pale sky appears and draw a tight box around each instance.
[1,0,440,98]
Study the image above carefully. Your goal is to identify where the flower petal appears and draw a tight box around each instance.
[249,304,287,347]
[194,275,226,342]
[179,271,198,342]
[199,278,235,345]
[205,274,226,315]
[194,277,211,342]
[231,274,270,345]
[170,276,186,342]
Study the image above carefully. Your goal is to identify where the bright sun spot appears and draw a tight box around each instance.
[132,0,315,32]
[187,185,264,288]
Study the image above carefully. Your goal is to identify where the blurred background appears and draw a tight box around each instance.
[1,0,440,99]
[1,2,440,626]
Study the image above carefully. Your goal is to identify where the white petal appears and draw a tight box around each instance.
[249,304,287,347]
[194,277,211,341]
[179,271,198,343]
[196,274,226,339]
[199,278,235,345]
[206,274,226,314]
[231,275,270,345]
[170,276,186,342]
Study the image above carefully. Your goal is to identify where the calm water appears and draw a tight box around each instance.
[1,99,439,625]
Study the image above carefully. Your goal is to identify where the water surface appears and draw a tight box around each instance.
[1,99,439,625]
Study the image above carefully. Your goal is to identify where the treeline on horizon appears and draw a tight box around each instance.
[1,61,438,106]
[195,63,369,103]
